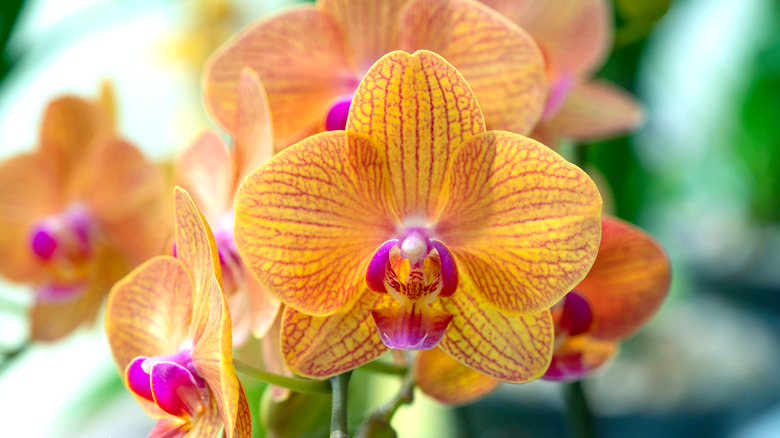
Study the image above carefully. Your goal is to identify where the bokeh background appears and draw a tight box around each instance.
[1,0,779,436]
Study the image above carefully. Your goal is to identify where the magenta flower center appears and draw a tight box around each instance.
[365,228,458,350]
[324,94,354,131]
[29,203,94,262]
[557,290,594,337]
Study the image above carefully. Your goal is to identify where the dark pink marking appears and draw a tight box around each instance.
[371,304,453,350]
[325,94,354,131]
[30,223,58,260]
[150,362,204,418]
[366,239,399,293]
[429,239,458,298]
[558,291,593,337]
[543,351,592,381]
[126,356,154,402]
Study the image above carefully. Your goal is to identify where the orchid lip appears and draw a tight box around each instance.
[542,73,574,121]
[324,94,354,131]
[28,203,95,261]
[557,290,593,337]
[30,223,58,260]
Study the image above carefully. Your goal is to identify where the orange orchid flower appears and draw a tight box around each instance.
[177,68,280,346]
[0,88,167,342]
[105,188,251,438]
[416,215,670,404]
[480,0,644,146]
[233,51,602,383]
[203,0,547,148]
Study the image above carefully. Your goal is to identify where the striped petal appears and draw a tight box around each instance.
[480,0,612,76]
[320,0,408,72]
[346,50,485,219]
[435,131,602,315]
[575,216,670,341]
[415,347,500,405]
[177,130,234,225]
[105,256,193,370]
[400,0,547,134]
[281,290,393,378]
[235,68,274,183]
[543,79,644,141]
[203,6,358,142]
[435,281,554,383]
[0,153,60,282]
[234,131,396,316]
[543,335,617,381]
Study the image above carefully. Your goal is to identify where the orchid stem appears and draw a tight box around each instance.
[360,360,408,376]
[355,368,415,437]
[330,371,352,438]
[564,380,596,438]
[233,359,331,395]
[0,340,31,376]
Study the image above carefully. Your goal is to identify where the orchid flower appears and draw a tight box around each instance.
[177,68,280,346]
[203,0,547,149]
[233,50,602,383]
[0,89,167,342]
[105,188,251,438]
[416,215,670,404]
[480,0,644,146]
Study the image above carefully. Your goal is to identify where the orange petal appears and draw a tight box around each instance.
[436,131,602,315]
[415,347,500,405]
[543,79,644,141]
[575,215,670,341]
[187,396,222,438]
[105,255,193,370]
[232,384,253,438]
[234,131,396,316]
[320,0,408,72]
[435,282,554,383]
[0,153,60,282]
[281,290,393,378]
[246,266,281,339]
[203,6,358,140]
[84,136,169,265]
[544,335,617,381]
[177,130,234,225]
[346,50,485,219]
[481,0,612,76]
[400,0,547,134]
[261,308,293,401]
[235,68,274,184]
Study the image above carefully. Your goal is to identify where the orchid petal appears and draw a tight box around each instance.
[232,384,253,438]
[480,0,612,76]
[204,6,358,141]
[400,0,547,134]
[234,131,396,316]
[177,130,234,225]
[125,357,154,402]
[150,362,204,419]
[435,278,554,383]
[184,396,223,438]
[148,417,190,438]
[543,79,644,141]
[105,256,193,370]
[346,50,485,219]
[246,267,281,339]
[320,0,408,72]
[575,216,670,341]
[235,68,274,183]
[262,309,293,401]
[281,290,393,378]
[436,131,602,315]
[415,348,500,405]
[543,335,617,381]
[0,153,59,282]
[85,136,168,264]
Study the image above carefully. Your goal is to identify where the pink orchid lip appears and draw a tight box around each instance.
[557,290,593,337]
[30,223,58,260]
[28,203,95,261]
[324,94,354,131]
[36,282,87,303]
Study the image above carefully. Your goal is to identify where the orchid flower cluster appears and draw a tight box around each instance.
[0,0,671,436]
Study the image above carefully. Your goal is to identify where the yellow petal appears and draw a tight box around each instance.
[346,50,485,219]
[281,290,393,378]
[400,0,547,134]
[203,6,358,140]
[0,153,60,282]
[234,131,396,316]
[543,79,644,141]
[575,215,670,341]
[436,131,602,315]
[415,348,500,405]
[436,281,554,383]
[320,0,408,71]
[177,130,234,225]
[104,256,193,370]
[235,68,274,184]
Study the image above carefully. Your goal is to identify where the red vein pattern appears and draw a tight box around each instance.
[415,347,501,405]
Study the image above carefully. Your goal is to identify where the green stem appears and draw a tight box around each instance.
[563,380,596,438]
[355,368,415,437]
[233,359,331,395]
[360,360,408,376]
[330,371,352,438]
[0,340,31,376]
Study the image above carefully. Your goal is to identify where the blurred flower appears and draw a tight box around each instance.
[416,215,669,404]
[203,0,547,149]
[177,68,280,346]
[105,188,251,437]
[168,0,239,74]
[0,86,167,342]
[233,51,601,381]
[481,0,643,146]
